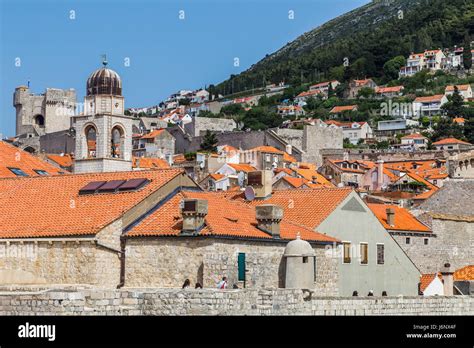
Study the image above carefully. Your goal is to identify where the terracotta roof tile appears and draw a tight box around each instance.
[46,154,74,169]
[140,129,166,139]
[432,138,472,146]
[420,273,441,293]
[454,265,474,281]
[224,187,352,229]
[127,190,339,243]
[367,204,431,233]
[0,169,184,238]
[330,105,357,113]
[227,163,256,173]
[0,141,64,177]
[132,157,170,169]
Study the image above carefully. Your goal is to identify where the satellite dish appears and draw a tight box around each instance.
[244,186,256,201]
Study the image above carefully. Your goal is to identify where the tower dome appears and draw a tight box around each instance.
[86,61,122,96]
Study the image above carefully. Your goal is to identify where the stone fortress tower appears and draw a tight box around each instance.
[72,58,133,173]
[14,86,76,137]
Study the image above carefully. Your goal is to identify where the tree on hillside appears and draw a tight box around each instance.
[463,35,472,70]
[464,117,474,144]
[383,56,406,81]
[431,118,465,142]
[200,130,218,152]
[442,86,464,117]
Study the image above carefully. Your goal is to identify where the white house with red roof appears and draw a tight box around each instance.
[375,86,404,98]
[412,94,447,117]
[325,120,373,145]
[309,80,340,95]
[400,133,429,149]
[445,84,473,100]
[432,138,473,151]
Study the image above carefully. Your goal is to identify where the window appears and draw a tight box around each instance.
[8,167,28,177]
[377,244,384,265]
[33,169,49,176]
[265,154,271,162]
[343,242,351,264]
[406,237,411,244]
[302,256,308,264]
[360,243,368,265]
[424,238,429,245]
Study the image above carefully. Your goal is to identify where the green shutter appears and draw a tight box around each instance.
[238,253,246,281]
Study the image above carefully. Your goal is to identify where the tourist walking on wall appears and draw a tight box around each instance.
[217,276,228,289]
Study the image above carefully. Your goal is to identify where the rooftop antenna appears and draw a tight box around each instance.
[27,79,30,88]
[101,54,108,67]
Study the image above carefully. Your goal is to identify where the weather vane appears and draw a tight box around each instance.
[101,54,108,67]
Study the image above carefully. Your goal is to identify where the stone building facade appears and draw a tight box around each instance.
[14,86,76,137]
[72,63,134,173]
[411,180,474,273]
[124,237,338,295]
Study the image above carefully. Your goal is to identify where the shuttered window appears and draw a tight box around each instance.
[377,244,384,265]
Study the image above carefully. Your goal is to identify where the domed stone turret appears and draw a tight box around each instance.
[283,235,316,289]
[86,61,122,96]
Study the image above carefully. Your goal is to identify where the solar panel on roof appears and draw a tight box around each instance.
[97,180,126,192]
[79,181,107,194]
[118,178,149,191]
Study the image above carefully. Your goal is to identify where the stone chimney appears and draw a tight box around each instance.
[386,208,395,227]
[256,204,283,239]
[440,262,454,296]
[247,170,273,199]
[180,199,208,235]
[377,159,384,190]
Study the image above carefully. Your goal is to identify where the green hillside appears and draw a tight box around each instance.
[213,0,474,95]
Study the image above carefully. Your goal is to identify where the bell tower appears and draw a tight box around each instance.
[73,57,133,173]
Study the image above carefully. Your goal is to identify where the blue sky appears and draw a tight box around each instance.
[0,0,369,137]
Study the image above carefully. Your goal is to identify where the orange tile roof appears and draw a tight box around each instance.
[274,167,293,176]
[375,86,403,94]
[283,152,297,163]
[46,154,74,169]
[133,157,170,169]
[173,154,186,163]
[293,168,332,187]
[0,169,184,238]
[250,146,284,154]
[445,85,471,92]
[401,133,427,140]
[227,163,256,173]
[280,176,308,188]
[126,190,339,243]
[225,188,352,229]
[0,141,64,178]
[140,129,166,139]
[414,95,445,103]
[209,173,226,181]
[453,117,466,124]
[367,204,431,233]
[296,90,322,98]
[454,265,474,281]
[420,273,441,293]
[330,105,357,113]
[432,138,472,146]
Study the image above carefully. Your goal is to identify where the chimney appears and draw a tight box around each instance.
[440,262,454,296]
[377,159,384,190]
[386,208,395,227]
[180,199,208,235]
[285,144,292,155]
[256,204,283,239]
[247,170,273,199]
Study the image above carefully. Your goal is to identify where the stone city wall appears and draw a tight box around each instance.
[0,287,472,315]
[125,238,338,296]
